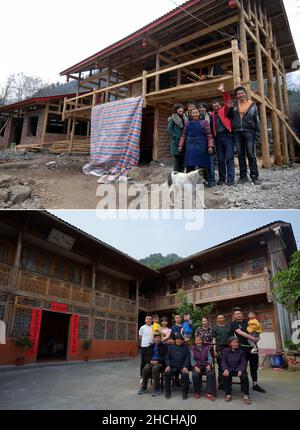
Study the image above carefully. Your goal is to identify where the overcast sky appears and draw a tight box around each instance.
[1,0,300,85]
[50,210,300,260]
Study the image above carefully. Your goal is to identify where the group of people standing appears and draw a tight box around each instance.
[167,84,261,186]
[138,307,265,404]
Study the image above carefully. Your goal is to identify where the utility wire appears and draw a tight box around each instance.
[168,0,238,40]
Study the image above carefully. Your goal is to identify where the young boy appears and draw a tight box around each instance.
[152,315,161,334]
[247,312,262,354]
[181,314,193,342]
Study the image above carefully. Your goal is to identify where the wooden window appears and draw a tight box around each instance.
[248,257,265,274]
[78,316,89,339]
[12,308,31,336]
[53,258,65,280]
[128,324,136,341]
[106,320,116,340]
[94,319,105,339]
[117,322,127,341]
[0,243,9,265]
[0,304,5,321]
[232,261,245,279]
[27,116,39,137]
[68,263,82,285]
[39,253,52,276]
[21,246,38,272]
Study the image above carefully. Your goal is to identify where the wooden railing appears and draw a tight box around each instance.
[146,269,270,312]
[17,269,92,305]
[0,263,13,290]
[95,291,136,313]
[62,40,243,118]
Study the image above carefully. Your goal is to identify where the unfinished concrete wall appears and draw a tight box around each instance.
[0,116,12,148]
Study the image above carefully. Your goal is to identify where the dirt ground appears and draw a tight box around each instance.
[0,149,300,209]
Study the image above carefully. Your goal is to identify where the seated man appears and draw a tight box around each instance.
[190,336,216,401]
[138,331,168,397]
[222,337,251,405]
[164,333,190,400]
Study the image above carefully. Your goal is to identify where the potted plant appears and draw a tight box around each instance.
[13,335,32,366]
[285,340,300,356]
[82,339,92,361]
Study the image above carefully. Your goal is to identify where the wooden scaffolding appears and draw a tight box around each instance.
[61,0,299,166]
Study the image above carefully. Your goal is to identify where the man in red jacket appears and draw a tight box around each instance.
[211,83,235,186]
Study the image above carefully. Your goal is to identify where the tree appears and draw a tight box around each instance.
[175,289,215,330]
[0,73,49,104]
[272,251,300,313]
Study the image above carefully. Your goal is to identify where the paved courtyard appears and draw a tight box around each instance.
[0,358,299,410]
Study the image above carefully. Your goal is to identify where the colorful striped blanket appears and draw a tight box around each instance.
[83,96,143,183]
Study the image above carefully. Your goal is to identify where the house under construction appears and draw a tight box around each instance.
[58,0,299,167]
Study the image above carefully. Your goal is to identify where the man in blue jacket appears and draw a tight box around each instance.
[164,333,190,400]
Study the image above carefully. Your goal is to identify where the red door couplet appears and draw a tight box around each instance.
[28,308,42,356]
[69,314,79,356]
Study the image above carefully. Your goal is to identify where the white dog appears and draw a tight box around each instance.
[166,169,206,209]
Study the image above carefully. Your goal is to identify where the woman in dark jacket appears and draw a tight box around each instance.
[168,103,187,172]
[179,107,214,173]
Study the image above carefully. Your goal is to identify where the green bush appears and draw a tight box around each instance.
[13,335,32,349]
[175,289,215,330]
[82,339,92,350]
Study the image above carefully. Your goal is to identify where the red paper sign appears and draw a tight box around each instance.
[28,309,42,356]
[69,314,79,356]
[50,302,68,313]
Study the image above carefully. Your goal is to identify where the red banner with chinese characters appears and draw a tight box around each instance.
[69,314,79,356]
[50,302,68,313]
[28,308,42,356]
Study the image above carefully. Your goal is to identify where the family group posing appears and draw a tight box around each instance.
[168,84,261,186]
[138,308,265,405]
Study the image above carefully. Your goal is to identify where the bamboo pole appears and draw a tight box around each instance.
[264,14,282,166]
[254,2,271,168]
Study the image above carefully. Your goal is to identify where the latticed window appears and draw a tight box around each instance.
[12,308,31,336]
[233,261,245,279]
[0,243,9,264]
[106,320,116,340]
[78,316,89,339]
[128,324,136,341]
[21,246,38,272]
[248,257,265,274]
[0,303,5,320]
[94,319,105,339]
[117,322,127,340]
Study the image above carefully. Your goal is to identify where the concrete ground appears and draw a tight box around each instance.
[0,358,299,410]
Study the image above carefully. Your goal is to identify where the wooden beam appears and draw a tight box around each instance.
[254,2,271,168]
[155,51,160,92]
[142,70,147,108]
[40,102,50,147]
[158,15,239,54]
[69,117,76,153]
[264,14,282,166]
[239,1,251,98]
[231,40,241,88]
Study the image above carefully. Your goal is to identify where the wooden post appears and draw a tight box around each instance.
[177,69,182,86]
[89,263,96,342]
[231,39,241,88]
[155,51,160,92]
[12,215,31,291]
[274,43,289,164]
[254,3,271,168]
[142,70,147,108]
[40,102,50,147]
[239,1,251,98]
[69,117,76,153]
[153,106,159,160]
[264,16,282,166]
[281,67,296,161]
[86,120,91,146]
